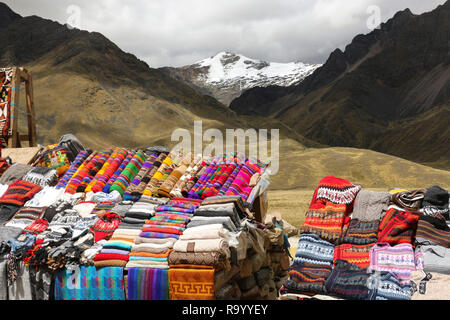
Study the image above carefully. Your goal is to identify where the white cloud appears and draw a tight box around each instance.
[2,0,446,67]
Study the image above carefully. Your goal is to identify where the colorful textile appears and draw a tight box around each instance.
[377,208,420,245]
[285,234,335,294]
[340,219,379,245]
[372,272,412,300]
[0,180,41,206]
[89,212,122,242]
[324,259,371,300]
[0,68,13,147]
[56,150,92,189]
[103,151,135,194]
[368,243,421,284]
[4,206,47,230]
[333,243,373,269]
[34,145,72,177]
[88,148,128,193]
[415,217,450,247]
[23,218,49,235]
[311,176,362,208]
[127,268,169,300]
[123,154,157,201]
[300,203,347,244]
[224,160,262,201]
[54,266,125,300]
[110,150,146,196]
[169,266,215,300]
[76,150,112,193]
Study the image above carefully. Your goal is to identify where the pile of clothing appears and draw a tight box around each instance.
[280,176,450,301]
[0,142,291,301]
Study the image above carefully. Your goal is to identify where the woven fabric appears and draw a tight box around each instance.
[372,272,411,300]
[416,218,450,247]
[312,176,362,207]
[0,68,13,147]
[285,234,335,294]
[340,219,379,244]
[54,266,125,300]
[368,243,420,284]
[56,150,92,189]
[351,190,390,221]
[127,268,169,300]
[0,180,41,206]
[333,243,373,269]
[300,203,347,244]
[109,150,147,196]
[324,259,370,300]
[377,208,420,245]
[169,266,215,300]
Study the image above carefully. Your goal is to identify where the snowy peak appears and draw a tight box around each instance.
[160,52,321,106]
[194,51,320,87]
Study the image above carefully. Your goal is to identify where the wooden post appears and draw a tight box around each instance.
[23,68,37,147]
[7,67,21,148]
[4,67,37,148]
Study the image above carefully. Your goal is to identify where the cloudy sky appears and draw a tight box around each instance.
[3,0,446,67]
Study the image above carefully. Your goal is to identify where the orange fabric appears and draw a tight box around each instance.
[169,266,215,300]
[129,250,172,258]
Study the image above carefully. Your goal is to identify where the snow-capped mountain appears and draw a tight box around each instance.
[160,51,321,106]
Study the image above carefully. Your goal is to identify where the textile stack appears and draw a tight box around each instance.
[280,176,450,300]
[0,137,292,301]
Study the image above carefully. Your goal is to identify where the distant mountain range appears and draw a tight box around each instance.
[229,1,450,169]
[0,0,448,193]
[160,52,320,106]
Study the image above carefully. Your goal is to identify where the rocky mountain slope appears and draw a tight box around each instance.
[230,1,450,169]
[0,3,251,150]
[160,51,320,106]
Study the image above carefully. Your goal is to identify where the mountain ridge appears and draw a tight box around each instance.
[230,1,450,170]
[160,51,321,106]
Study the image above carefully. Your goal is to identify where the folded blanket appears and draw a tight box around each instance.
[416,217,450,247]
[169,266,215,300]
[54,266,125,300]
[173,238,230,257]
[131,242,174,254]
[134,237,177,245]
[194,203,242,227]
[139,232,180,239]
[187,216,238,232]
[180,224,229,240]
[127,268,169,300]
[340,219,379,245]
[168,250,227,268]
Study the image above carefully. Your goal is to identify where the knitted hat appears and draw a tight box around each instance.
[422,186,449,219]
